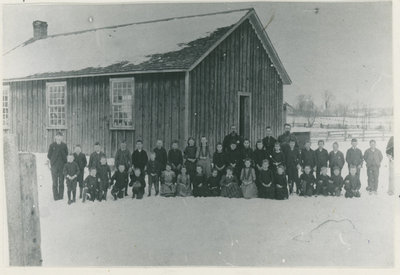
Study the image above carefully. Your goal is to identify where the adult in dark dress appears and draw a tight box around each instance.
[225,142,242,178]
[278,123,298,153]
[183,137,197,179]
[262,126,277,156]
[222,125,243,152]
[47,132,69,200]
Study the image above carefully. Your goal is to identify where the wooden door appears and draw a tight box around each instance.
[238,93,251,139]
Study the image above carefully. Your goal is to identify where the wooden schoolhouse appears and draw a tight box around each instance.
[2,8,291,155]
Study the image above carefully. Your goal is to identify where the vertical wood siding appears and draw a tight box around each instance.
[5,72,186,156]
[189,19,284,150]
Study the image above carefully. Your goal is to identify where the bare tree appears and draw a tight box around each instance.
[323,90,335,113]
[335,103,349,127]
[295,95,319,127]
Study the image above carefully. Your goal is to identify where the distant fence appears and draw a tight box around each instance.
[310,129,391,143]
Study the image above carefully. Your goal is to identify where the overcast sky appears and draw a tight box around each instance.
[2,1,393,108]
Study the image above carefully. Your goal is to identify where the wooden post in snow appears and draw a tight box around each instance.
[3,134,42,266]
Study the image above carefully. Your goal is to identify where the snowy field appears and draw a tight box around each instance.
[35,138,396,266]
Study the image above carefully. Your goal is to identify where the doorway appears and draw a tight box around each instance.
[238,92,251,139]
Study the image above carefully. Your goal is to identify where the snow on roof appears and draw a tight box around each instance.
[3,9,251,80]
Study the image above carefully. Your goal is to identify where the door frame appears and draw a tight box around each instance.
[237,92,252,141]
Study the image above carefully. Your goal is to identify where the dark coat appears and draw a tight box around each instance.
[111,170,129,190]
[257,169,275,199]
[213,151,226,169]
[207,176,220,196]
[192,174,208,197]
[147,159,161,175]
[114,149,132,170]
[315,148,329,168]
[316,174,330,195]
[83,175,99,190]
[97,164,111,189]
[284,147,300,169]
[300,148,316,169]
[225,147,242,167]
[253,148,269,168]
[330,174,344,190]
[363,148,383,168]
[63,162,80,178]
[344,174,361,191]
[131,149,148,171]
[168,149,183,167]
[262,136,277,155]
[130,174,146,193]
[345,147,363,167]
[88,151,106,170]
[299,173,316,195]
[223,132,243,152]
[241,147,254,163]
[47,142,68,169]
[270,150,286,168]
[73,152,87,171]
[153,147,168,169]
[278,132,298,152]
[274,174,288,200]
[328,150,345,170]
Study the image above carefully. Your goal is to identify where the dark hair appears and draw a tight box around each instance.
[333,141,339,146]
[351,138,358,143]
[274,141,280,146]
[120,140,126,144]
[284,123,291,127]
[266,126,271,129]
[94,142,100,146]
[187,137,196,146]
[370,139,376,144]
[318,140,325,144]
[305,140,311,144]
[212,167,218,173]
[90,167,97,171]
[262,159,269,164]
[304,164,311,169]
[171,140,179,146]
[56,131,63,136]
[136,139,143,144]
[75,144,81,148]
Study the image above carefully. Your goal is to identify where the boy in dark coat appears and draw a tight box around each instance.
[270,142,286,172]
[213,143,227,180]
[63,154,80,204]
[300,140,316,174]
[315,140,329,176]
[207,169,221,196]
[223,125,243,152]
[88,142,106,170]
[364,140,383,194]
[329,166,344,196]
[345,138,363,180]
[114,140,132,173]
[274,165,289,200]
[168,140,183,175]
[47,132,69,201]
[285,139,301,194]
[299,165,316,196]
[192,165,208,197]
[147,152,161,196]
[82,168,99,202]
[316,166,330,196]
[154,139,168,171]
[278,123,298,153]
[97,156,111,201]
[262,126,277,156]
[73,144,87,199]
[110,164,129,200]
[131,140,148,175]
[328,142,345,176]
[344,166,361,198]
[241,139,254,167]
[129,168,146,199]
[257,159,275,199]
[225,142,242,178]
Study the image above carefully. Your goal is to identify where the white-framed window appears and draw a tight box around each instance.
[110,77,134,129]
[3,85,10,128]
[46,81,67,128]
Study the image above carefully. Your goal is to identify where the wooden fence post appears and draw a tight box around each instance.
[3,134,42,266]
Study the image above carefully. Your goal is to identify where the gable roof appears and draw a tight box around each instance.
[2,8,291,84]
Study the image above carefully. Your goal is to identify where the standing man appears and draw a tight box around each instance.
[364,140,383,195]
[278,123,298,153]
[345,138,363,180]
[315,140,329,176]
[262,126,276,156]
[47,132,69,201]
[223,125,243,152]
[386,136,394,195]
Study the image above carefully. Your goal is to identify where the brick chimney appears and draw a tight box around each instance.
[33,20,48,39]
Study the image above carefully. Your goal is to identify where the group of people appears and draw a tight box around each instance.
[47,124,394,205]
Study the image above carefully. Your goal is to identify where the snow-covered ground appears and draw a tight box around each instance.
[35,138,396,266]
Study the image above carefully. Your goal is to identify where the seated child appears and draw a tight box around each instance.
[147,152,161,196]
[160,163,176,197]
[129,168,146,199]
[82,168,99,202]
[176,166,192,197]
[274,165,289,200]
[344,166,361,198]
[220,166,243,198]
[110,164,129,200]
[63,154,80,205]
[97,156,111,201]
[240,158,258,199]
[207,168,220,197]
[257,159,275,199]
[316,166,330,196]
[299,165,316,197]
[329,166,344,196]
[192,165,208,197]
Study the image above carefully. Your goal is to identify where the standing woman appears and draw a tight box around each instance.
[196,136,212,177]
[253,140,268,177]
[212,142,226,180]
[184,137,197,180]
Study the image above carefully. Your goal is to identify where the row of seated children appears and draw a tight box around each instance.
[298,164,361,198]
